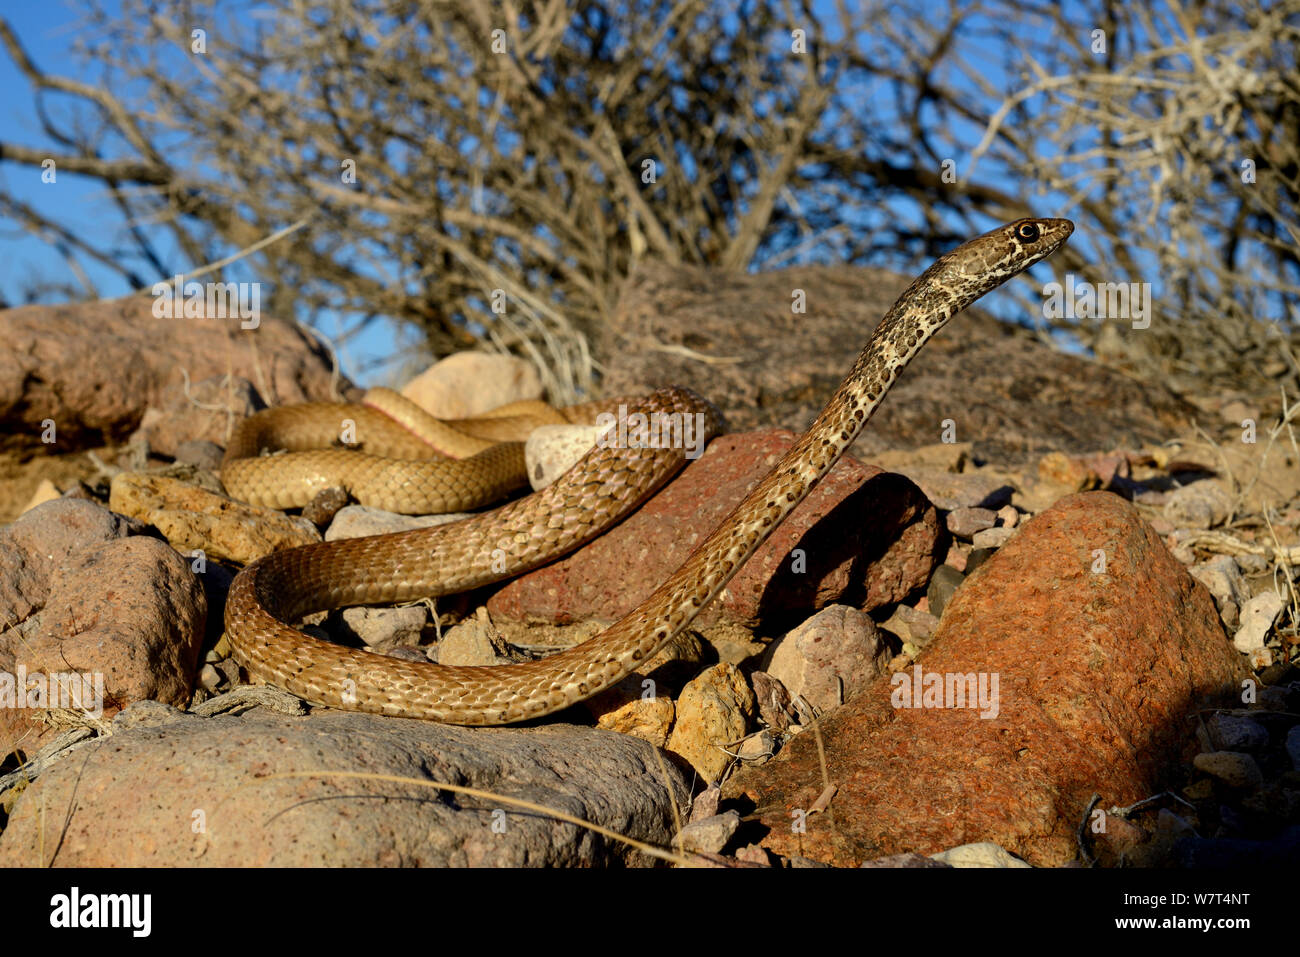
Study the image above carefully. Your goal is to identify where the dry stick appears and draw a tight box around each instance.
[1077,793,1101,867]
[0,729,96,800]
[265,770,691,866]
[1233,386,1300,515]
[1189,419,1243,526]
[643,340,744,366]
[292,318,346,403]
[131,217,312,292]
[178,367,235,413]
[809,718,835,816]
[1261,511,1300,637]
[133,217,314,417]
[650,746,685,848]
[1176,530,1300,565]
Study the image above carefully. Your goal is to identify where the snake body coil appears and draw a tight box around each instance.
[223,218,1074,724]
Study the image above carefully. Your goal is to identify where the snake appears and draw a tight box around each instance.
[221,387,596,513]
[223,217,1074,725]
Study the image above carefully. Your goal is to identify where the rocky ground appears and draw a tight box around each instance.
[0,264,1296,867]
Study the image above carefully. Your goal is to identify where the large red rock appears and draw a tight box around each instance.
[724,492,1250,866]
[0,295,349,453]
[487,429,942,629]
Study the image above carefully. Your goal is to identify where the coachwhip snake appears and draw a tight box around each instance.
[223,218,1074,724]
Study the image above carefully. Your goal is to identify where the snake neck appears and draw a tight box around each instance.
[591,217,1076,680]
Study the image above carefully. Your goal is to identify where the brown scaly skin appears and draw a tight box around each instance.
[224,218,1073,724]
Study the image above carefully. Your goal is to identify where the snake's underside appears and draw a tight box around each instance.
[223,217,1074,724]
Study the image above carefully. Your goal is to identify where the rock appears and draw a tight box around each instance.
[702,624,766,667]
[929,841,1030,868]
[0,499,204,755]
[1254,685,1292,712]
[324,505,470,541]
[1233,591,1284,654]
[1162,437,1300,516]
[339,606,427,648]
[946,507,997,540]
[436,611,510,666]
[869,442,971,473]
[1037,451,1098,490]
[1163,480,1234,529]
[1235,553,1270,574]
[665,663,755,784]
[734,844,778,866]
[1199,714,1269,753]
[682,790,719,828]
[1193,751,1264,789]
[926,564,965,619]
[401,352,544,419]
[860,852,950,868]
[0,712,687,866]
[111,699,188,732]
[525,424,605,490]
[0,297,345,455]
[971,526,1015,550]
[1189,556,1249,631]
[750,671,796,732]
[1287,726,1300,771]
[1015,475,1077,514]
[300,486,351,527]
[1108,809,1199,867]
[1219,399,1259,425]
[173,440,226,471]
[723,492,1250,866]
[1175,827,1300,867]
[109,472,319,564]
[878,604,940,649]
[1036,451,1128,492]
[133,376,263,458]
[594,693,675,748]
[1090,815,1150,866]
[489,430,941,629]
[736,730,776,765]
[674,810,741,854]
[891,467,1013,512]
[19,479,61,515]
[760,605,889,714]
[11,536,207,709]
[580,631,707,720]
[1,498,141,593]
[199,663,224,693]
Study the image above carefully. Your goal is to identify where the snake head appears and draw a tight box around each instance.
[1001,217,1075,269]
[895,216,1075,325]
[951,217,1075,292]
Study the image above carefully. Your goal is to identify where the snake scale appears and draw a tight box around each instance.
[223,218,1074,724]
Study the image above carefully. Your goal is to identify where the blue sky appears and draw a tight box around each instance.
[0,0,420,383]
[0,1,1110,384]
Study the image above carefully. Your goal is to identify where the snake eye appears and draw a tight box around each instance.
[1016,222,1040,242]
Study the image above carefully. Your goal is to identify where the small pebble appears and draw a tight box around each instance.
[1193,751,1264,789]
[674,811,740,855]
[945,507,996,540]
[971,526,1014,549]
